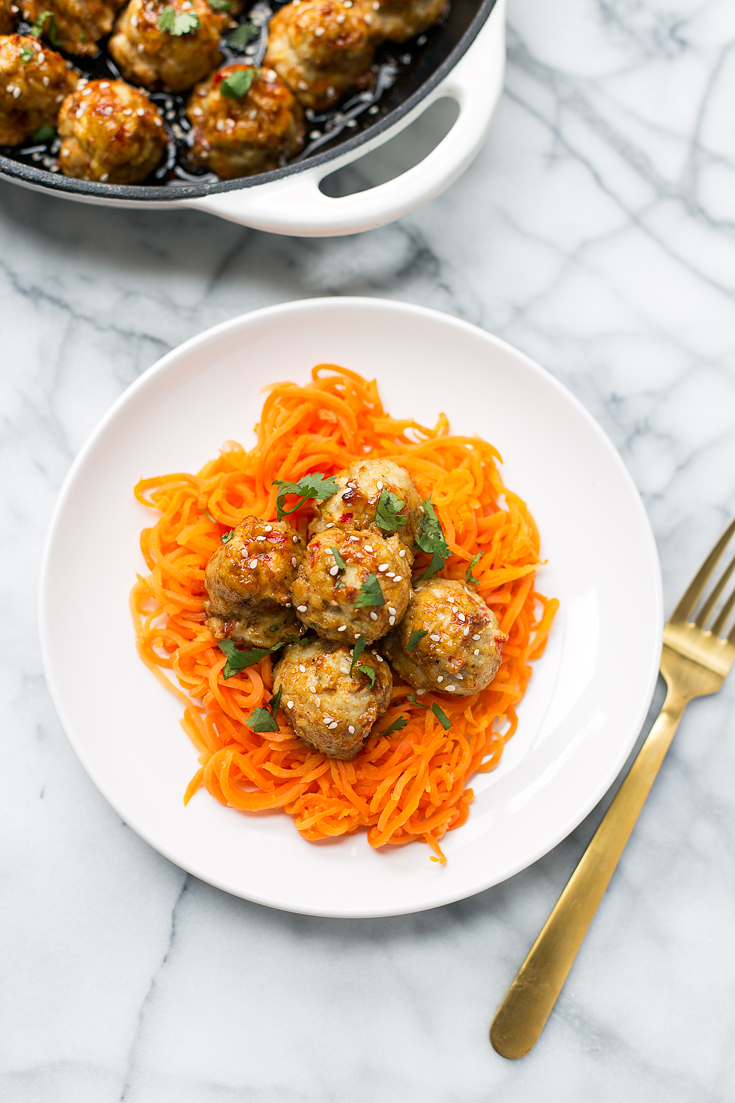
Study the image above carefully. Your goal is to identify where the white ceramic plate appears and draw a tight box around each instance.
[39,297,662,918]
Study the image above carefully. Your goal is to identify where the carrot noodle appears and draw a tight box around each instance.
[130,366,558,863]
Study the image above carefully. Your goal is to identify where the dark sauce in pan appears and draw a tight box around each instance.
[2,0,448,186]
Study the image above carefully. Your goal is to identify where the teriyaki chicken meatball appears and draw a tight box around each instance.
[359,0,446,43]
[21,0,126,56]
[382,578,507,696]
[292,526,412,645]
[58,79,166,183]
[275,638,392,759]
[109,0,227,93]
[264,0,375,109]
[205,516,307,648]
[0,35,77,145]
[186,64,305,180]
[309,458,423,547]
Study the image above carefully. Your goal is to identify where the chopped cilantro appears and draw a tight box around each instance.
[357,664,375,688]
[218,638,284,679]
[220,66,260,100]
[350,634,366,675]
[20,44,35,63]
[202,507,216,523]
[157,7,200,35]
[406,629,428,652]
[407,691,451,731]
[380,714,408,737]
[227,20,256,47]
[415,499,451,579]
[465,552,481,585]
[209,0,231,8]
[273,472,339,519]
[331,546,347,571]
[354,573,384,608]
[246,686,282,733]
[374,490,406,532]
[220,529,234,544]
[31,10,59,45]
[31,124,55,143]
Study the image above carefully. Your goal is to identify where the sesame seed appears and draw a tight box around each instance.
[292,557,297,567]
[452,606,458,613]
[323,716,333,723]
[249,559,258,568]
[326,522,335,528]
[310,687,316,693]
[341,666,350,674]
[430,634,440,642]
[474,649,480,656]
[378,563,389,572]
[338,625,347,632]
[370,612,378,621]
[315,25,324,35]
[399,549,406,557]
[458,613,466,622]
[329,721,339,729]
[286,602,292,607]
[329,565,339,576]
[297,605,307,612]
[386,572,395,579]
[256,535,266,541]
[265,525,272,532]
[416,688,426,695]
[377,481,383,490]
[299,664,306,672]
[388,606,396,615]
[291,534,298,542]
[394,575,402,582]
[472,634,481,641]
[457,674,464,680]
[287,700,294,708]
[389,616,396,625]
[376,654,383,662]
[348,725,355,733]
[99,81,110,88]
[364,544,374,553]
[463,627,469,636]
[437,676,443,682]
[446,685,456,692]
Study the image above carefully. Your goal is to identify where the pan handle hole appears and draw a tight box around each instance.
[319,97,459,198]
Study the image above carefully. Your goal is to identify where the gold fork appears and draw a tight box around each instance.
[490,517,735,1059]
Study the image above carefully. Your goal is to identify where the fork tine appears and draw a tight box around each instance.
[670,517,735,625]
[695,550,735,628]
[713,581,735,640]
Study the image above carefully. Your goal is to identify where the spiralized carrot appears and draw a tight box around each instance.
[130,366,558,862]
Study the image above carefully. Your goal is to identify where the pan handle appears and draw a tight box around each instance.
[184,0,505,237]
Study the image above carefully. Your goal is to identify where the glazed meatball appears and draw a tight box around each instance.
[264,0,374,110]
[309,458,423,547]
[109,0,227,93]
[186,64,305,179]
[359,0,445,42]
[0,35,77,146]
[57,79,166,183]
[275,638,392,759]
[21,0,125,56]
[382,578,507,696]
[205,516,307,647]
[0,0,15,35]
[292,526,412,645]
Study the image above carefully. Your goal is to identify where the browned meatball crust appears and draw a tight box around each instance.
[186,64,305,179]
[21,0,126,56]
[357,0,445,42]
[275,638,392,759]
[57,79,166,182]
[292,526,412,645]
[264,0,374,110]
[207,603,307,650]
[109,0,227,93]
[381,578,507,696]
[309,458,423,547]
[0,0,16,36]
[0,35,77,145]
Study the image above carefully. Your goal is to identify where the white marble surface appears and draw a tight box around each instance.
[2,0,735,1097]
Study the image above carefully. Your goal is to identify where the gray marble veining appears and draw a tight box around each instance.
[1,0,735,1098]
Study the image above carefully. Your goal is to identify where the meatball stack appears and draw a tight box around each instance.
[205,458,507,761]
[1,0,448,183]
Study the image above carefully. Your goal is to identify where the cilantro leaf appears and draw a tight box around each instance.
[31,124,55,143]
[221,529,234,544]
[218,638,284,679]
[331,546,347,571]
[246,685,282,732]
[465,552,481,585]
[227,20,256,47]
[379,714,408,737]
[354,573,384,608]
[407,691,426,707]
[20,44,35,63]
[158,7,200,35]
[202,507,216,523]
[406,691,451,731]
[208,0,231,8]
[415,499,451,580]
[31,10,59,45]
[350,634,366,676]
[273,472,339,520]
[357,664,375,688]
[220,66,260,100]
[375,490,406,532]
[406,629,428,652]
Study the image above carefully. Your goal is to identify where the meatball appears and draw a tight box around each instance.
[21,0,126,56]
[57,79,166,183]
[204,516,307,647]
[292,526,412,645]
[264,0,374,110]
[381,578,507,696]
[359,0,445,42]
[109,0,227,93]
[275,638,392,759]
[0,0,15,36]
[0,35,77,146]
[309,458,423,547]
[186,64,305,180]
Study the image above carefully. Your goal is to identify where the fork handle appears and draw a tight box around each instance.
[490,685,688,1059]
